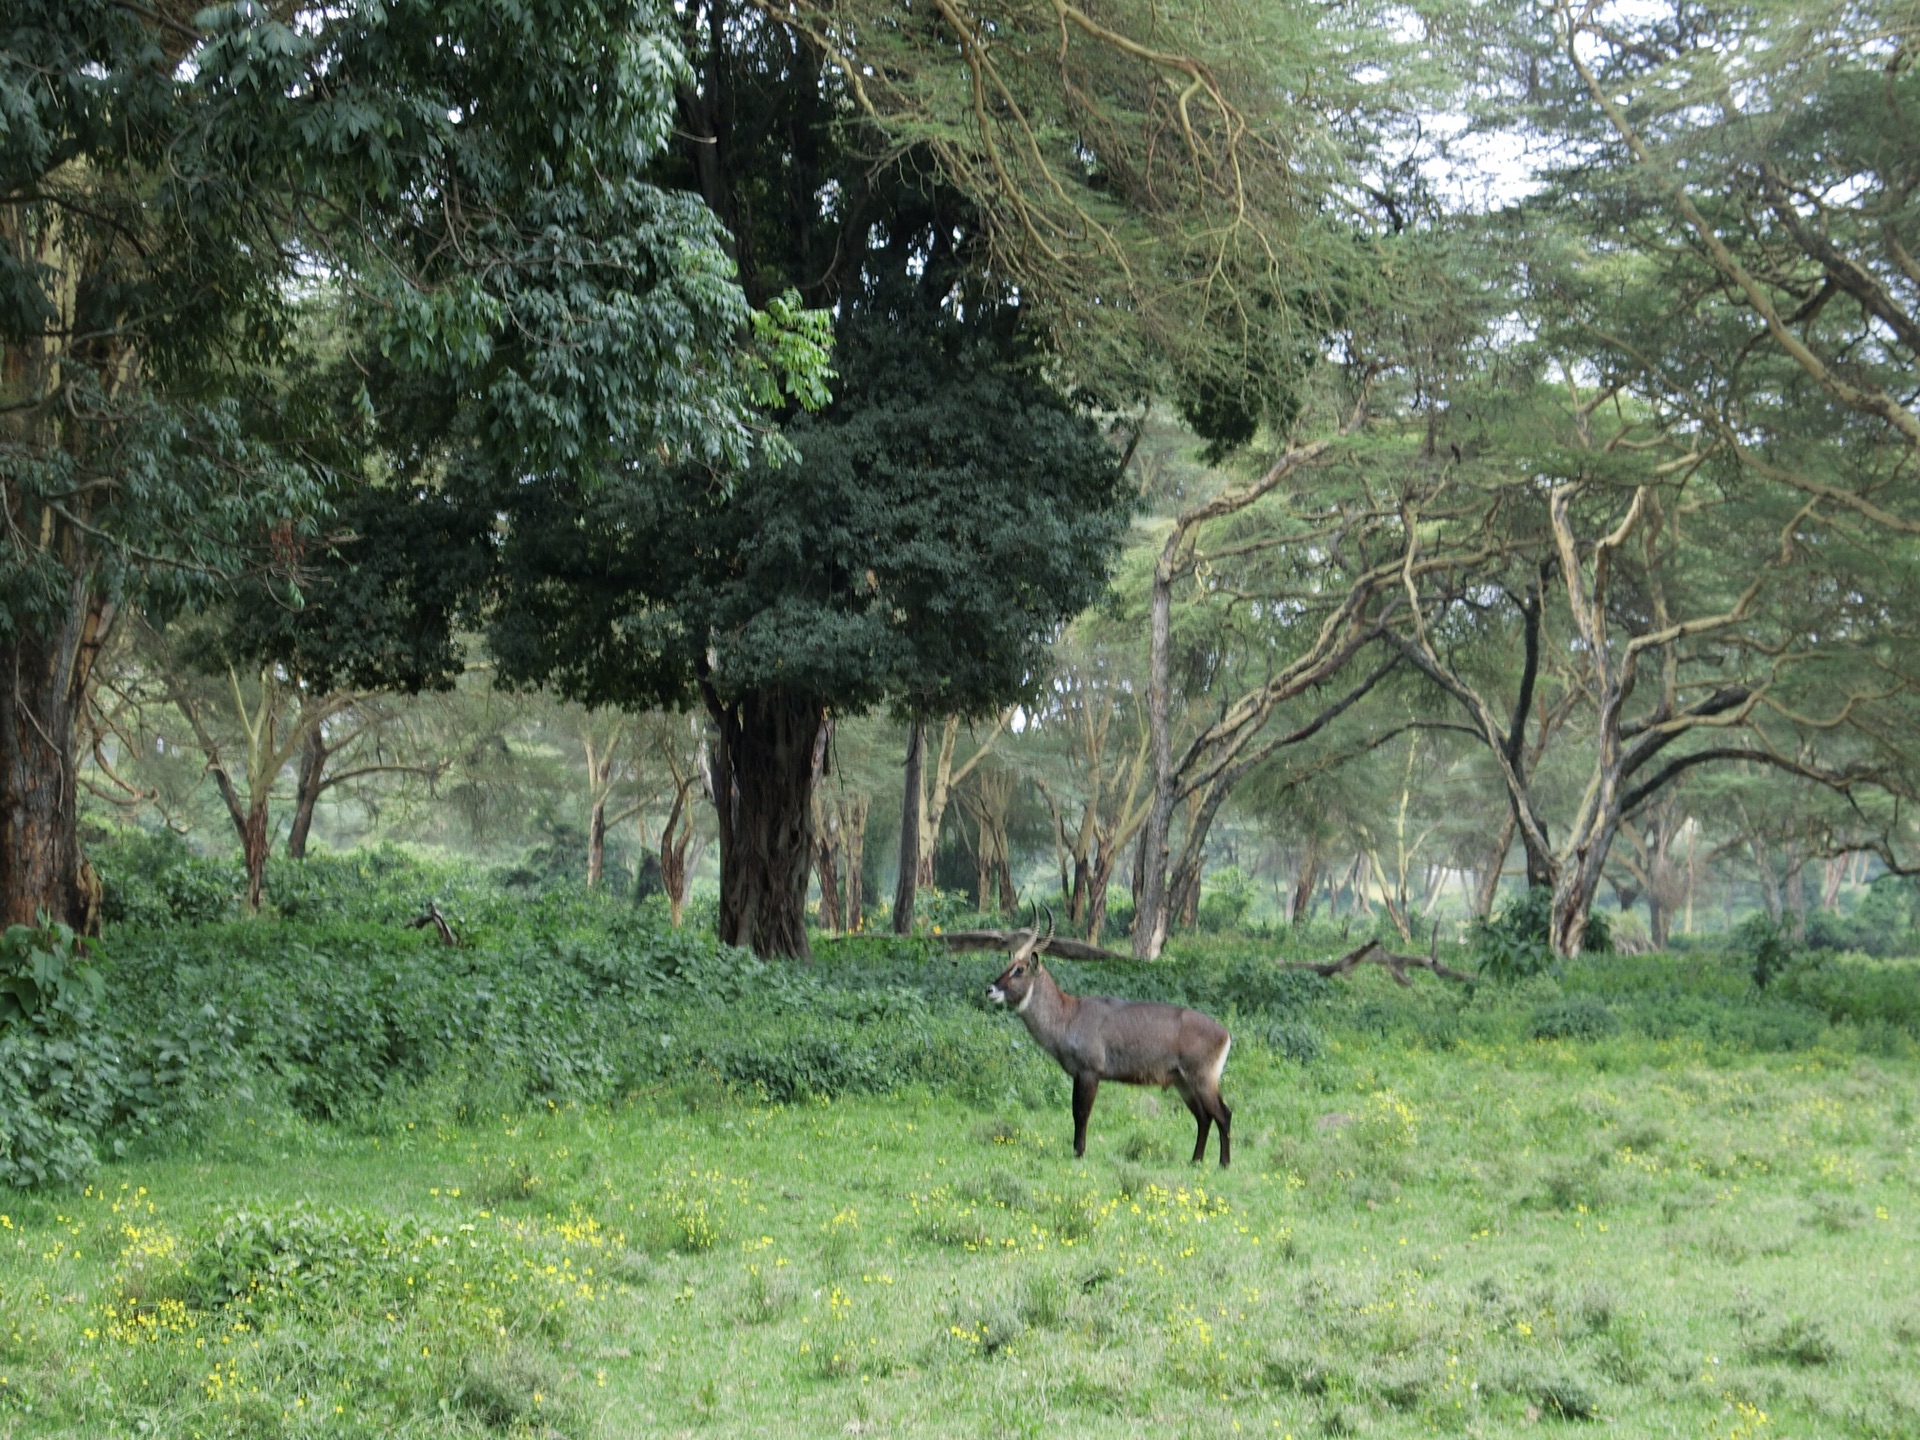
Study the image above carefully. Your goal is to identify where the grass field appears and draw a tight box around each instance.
[2,949,1917,1440]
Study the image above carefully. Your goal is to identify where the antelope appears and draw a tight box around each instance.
[986,911,1233,1167]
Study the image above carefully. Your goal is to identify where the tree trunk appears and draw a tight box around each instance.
[587,798,608,888]
[1166,777,1239,933]
[1785,855,1807,941]
[840,794,869,931]
[1476,812,1515,917]
[1134,525,1179,958]
[1549,800,1624,958]
[1751,833,1784,924]
[1648,893,1670,949]
[1069,853,1091,926]
[917,718,952,889]
[893,721,923,934]
[706,686,824,959]
[287,726,328,860]
[1290,834,1321,925]
[0,609,99,929]
[241,797,271,914]
[813,792,842,932]
[1821,856,1845,910]
[659,782,694,928]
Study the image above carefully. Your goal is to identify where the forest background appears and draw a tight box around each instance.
[13,0,1917,965]
[5,4,1920,1437]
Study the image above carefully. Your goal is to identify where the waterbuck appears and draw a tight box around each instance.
[986,914,1233,1166]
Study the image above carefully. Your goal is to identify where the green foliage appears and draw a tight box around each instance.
[1196,867,1256,934]
[1735,914,1796,991]
[1528,996,1621,1043]
[1471,888,1558,981]
[485,314,1134,718]
[95,831,237,927]
[0,915,101,1030]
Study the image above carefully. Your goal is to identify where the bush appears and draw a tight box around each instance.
[1472,887,1557,981]
[94,829,236,927]
[1735,913,1795,990]
[1529,995,1621,1042]
[1471,887,1613,980]
[1196,867,1255,933]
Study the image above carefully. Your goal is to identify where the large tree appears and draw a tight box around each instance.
[487,309,1132,957]
[3,0,785,927]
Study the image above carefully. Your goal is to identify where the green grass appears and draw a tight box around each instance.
[3,958,1918,1439]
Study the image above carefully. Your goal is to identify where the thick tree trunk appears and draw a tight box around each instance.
[893,721,923,934]
[1,630,90,929]
[1069,854,1091,926]
[1549,808,1620,958]
[287,727,328,860]
[1648,894,1670,949]
[971,800,1000,914]
[706,686,823,959]
[1167,779,1237,934]
[815,834,842,931]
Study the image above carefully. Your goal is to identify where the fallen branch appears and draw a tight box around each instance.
[1282,939,1477,986]
[934,928,1132,962]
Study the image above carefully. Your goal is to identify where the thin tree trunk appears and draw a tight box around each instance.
[841,795,869,931]
[1135,522,1178,957]
[286,726,328,860]
[241,798,271,913]
[814,815,842,931]
[587,798,608,889]
[811,722,839,931]
[1290,834,1321,925]
[893,721,923,934]
[659,780,694,927]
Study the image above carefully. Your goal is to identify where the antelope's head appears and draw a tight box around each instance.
[987,907,1054,1012]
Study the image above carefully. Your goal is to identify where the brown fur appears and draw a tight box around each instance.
[987,929,1232,1166]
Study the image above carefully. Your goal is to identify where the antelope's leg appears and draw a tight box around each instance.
[1209,1093,1232,1168]
[1071,1074,1100,1158]
[1179,1084,1211,1165]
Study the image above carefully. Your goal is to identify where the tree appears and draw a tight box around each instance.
[4,0,784,926]
[480,3,1137,958]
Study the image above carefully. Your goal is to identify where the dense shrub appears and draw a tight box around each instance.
[1472,887,1616,981]
[1529,995,1621,1042]
[12,848,1920,1189]
[94,829,236,926]
[0,916,237,1186]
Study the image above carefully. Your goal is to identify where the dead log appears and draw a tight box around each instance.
[1282,938,1476,986]
[934,928,1132,962]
